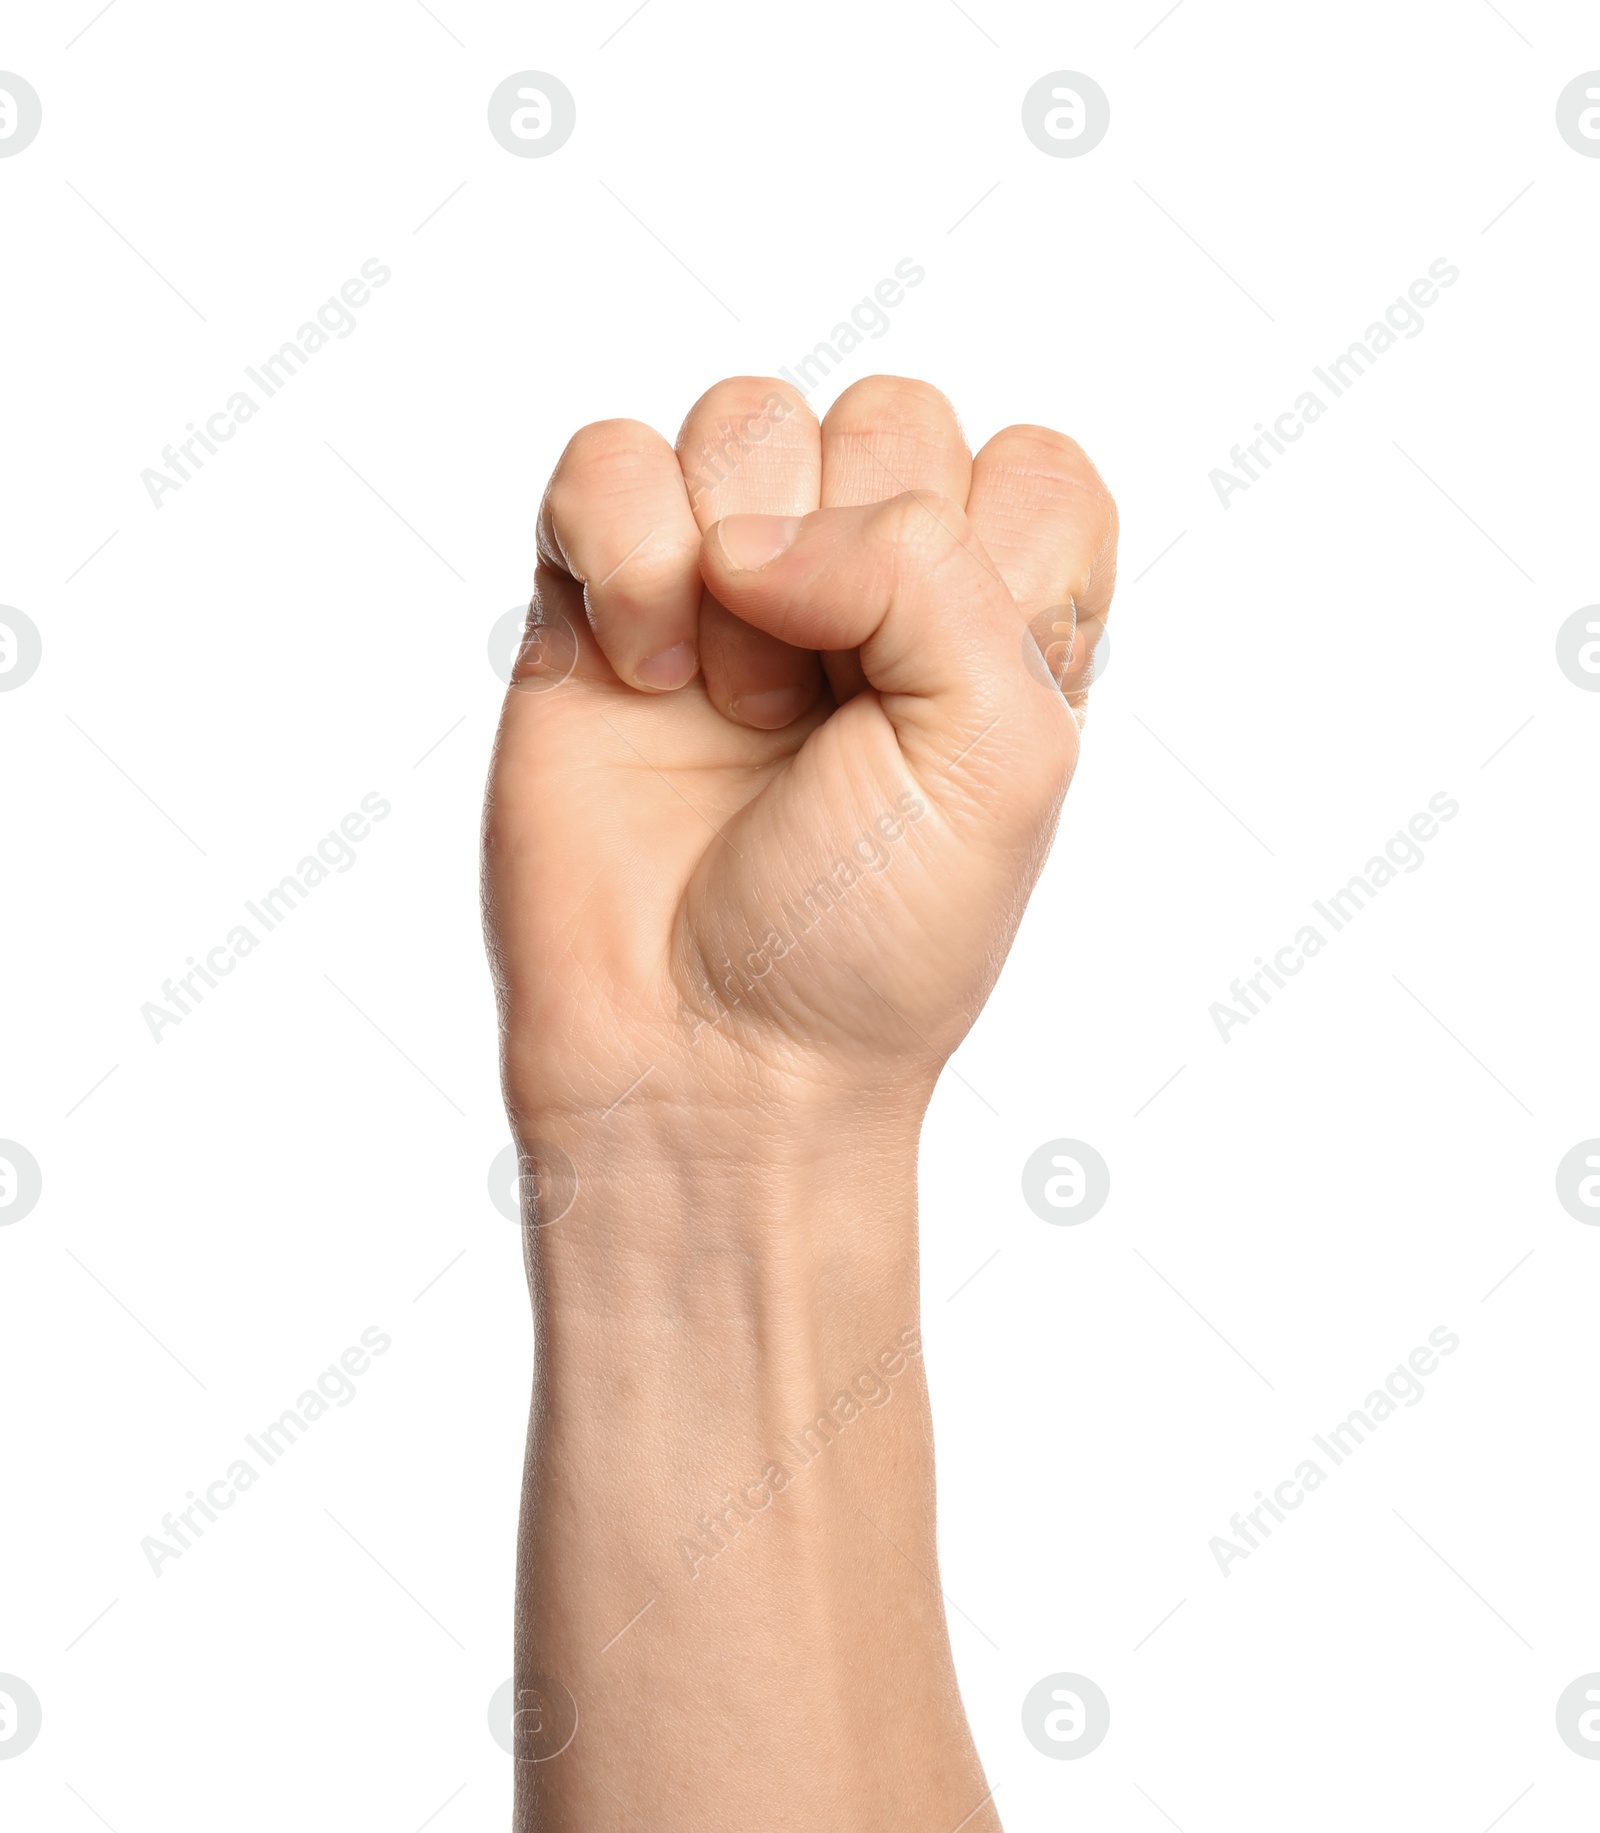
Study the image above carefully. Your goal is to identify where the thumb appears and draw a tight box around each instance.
[702,493,1077,799]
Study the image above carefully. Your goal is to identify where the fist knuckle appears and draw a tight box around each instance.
[840,374,957,419]
[999,423,1086,468]
[550,418,663,497]
[994,424,1117,527]
[686,375,809,427]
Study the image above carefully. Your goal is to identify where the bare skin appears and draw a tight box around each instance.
[482,374,1117,1831]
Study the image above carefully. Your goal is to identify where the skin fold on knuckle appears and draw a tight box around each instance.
[869,490,967,554]
[586,543,698,623]
[1025,500,1114,631]
[865,493,990,623]
[902,500,1044,695]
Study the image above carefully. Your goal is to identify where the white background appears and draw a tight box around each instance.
[3,1,1598,1827]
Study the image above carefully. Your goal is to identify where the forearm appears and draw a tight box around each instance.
[510,1105,999,1832]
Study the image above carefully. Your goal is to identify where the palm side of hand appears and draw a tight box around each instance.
[484,376,1117,1124]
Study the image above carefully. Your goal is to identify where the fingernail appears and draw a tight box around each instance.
[635,641,698,690]
[717,514,802,572]
[730,685,811,730]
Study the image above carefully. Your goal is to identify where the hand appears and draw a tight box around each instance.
[486,375,1117,1833]
[484,374,1118,1140]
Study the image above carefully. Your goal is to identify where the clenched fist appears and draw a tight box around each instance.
[484,374,1117,1138]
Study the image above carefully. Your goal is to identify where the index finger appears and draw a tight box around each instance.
[536,418,705,691]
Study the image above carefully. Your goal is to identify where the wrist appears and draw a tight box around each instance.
[501,1000,943,1170]
[511,1072,924,1227]
[513,1104,925,1436]
[520,1100,920,1281]
[516,1109,929,1569]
